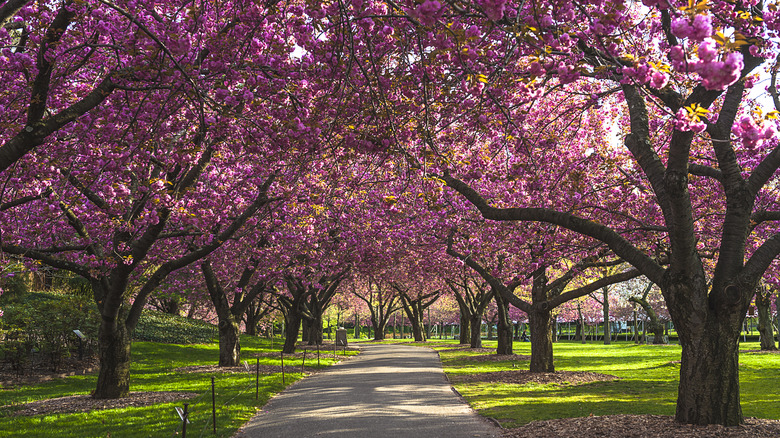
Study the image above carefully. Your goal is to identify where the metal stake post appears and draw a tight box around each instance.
[281,351,285,384]
[182,403,189,438]
[255,357,260,400]
[211,376,216,434]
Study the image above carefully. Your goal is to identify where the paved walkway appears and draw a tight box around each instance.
[234,343,500,438]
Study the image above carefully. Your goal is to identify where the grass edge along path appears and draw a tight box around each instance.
[0,336,358,438]
[389,339,780,429]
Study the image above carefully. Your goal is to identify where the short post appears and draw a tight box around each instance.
[302,349,306,374]
[182,403,189,438]
[211,376,216,434]
[255,357,260,400]
[317,343,320,366]
[72,330,86,361]
[281,351,285,385]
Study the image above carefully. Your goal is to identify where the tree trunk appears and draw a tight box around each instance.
[218,317,241,366]
[495,293,513,355]
[373,320,387,341]
[304,314,324,345]
[93,318,131,399]
[469,315,482,348]
[245,309,258,336]
[301,319,311,343]
[459,313,470,344]
[410,317,425,342]
[676,326,742,425]
[574,320,583,342]
[528,309,554,372]
[282,313,301,354]
[756,290,777,351]
[651,321,665,344]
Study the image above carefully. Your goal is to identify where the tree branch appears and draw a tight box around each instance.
[442,172,665,284]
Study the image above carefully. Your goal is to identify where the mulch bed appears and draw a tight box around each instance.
[439,347,500,353]
[5,391,199,417]
[502,415,780,437]
[459,354,531,362]
[0,355,99,388]
[450,370,618,385]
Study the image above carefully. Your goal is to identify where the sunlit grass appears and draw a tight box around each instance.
[422,339,780,427]
[0,335,355,438]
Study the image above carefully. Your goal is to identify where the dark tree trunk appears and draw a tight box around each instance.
[372,319,387,341]
[218,317,241,366]
[574,319,583,342]
[495,292,513,355]
[301,319,310,342]
[662,274,750,426]
[305,314,323,345]
[93,318,131,399]
[245,310,258,336]
[676,325,742,425]
[630,296,666,344]
[410,317,425,342]
[756,290,777,351]
[459,314,470,344]
[528,309,554,372]
[282,313,301,354]
[469,315,482,348]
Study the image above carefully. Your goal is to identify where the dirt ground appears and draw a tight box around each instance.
[502,415,780,437]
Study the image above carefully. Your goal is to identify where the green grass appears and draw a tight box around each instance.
[0,335,354,438]
[418,339,780,427]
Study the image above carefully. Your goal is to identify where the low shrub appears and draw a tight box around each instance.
[133,311,217,344]
[0,292,98,372]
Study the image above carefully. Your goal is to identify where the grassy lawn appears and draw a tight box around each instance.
[416,339,780,428]
[0,335,353,438]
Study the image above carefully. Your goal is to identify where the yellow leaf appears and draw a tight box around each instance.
[766,110,779,120]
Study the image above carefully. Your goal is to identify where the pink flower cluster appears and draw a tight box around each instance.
[410,0,442,26]
[621,63,668,89]
[477,0,508,21]
[673,108,707,133]
[671,14,713,41]
[732,115,776,150]
[641,0,670,9]
[669,39,744,91]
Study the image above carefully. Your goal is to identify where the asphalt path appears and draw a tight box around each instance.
[234,343,500,438]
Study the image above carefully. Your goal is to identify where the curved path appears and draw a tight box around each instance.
[234,343,500,438]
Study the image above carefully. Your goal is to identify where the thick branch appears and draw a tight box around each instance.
[0,75,117,173]
[125,175,277,331]
[442,173,665,284]
[1,243,92,278]
[546,269,642,309]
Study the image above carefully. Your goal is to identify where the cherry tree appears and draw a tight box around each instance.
[346,0,780,425]
[0,0,335,398]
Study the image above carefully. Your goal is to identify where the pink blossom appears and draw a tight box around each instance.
[671,14,713,41]
[649,71,668,88]
[477,0,507,21]
[696,51,743,90]
[674,108,707,133]
[732,115,776,150]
